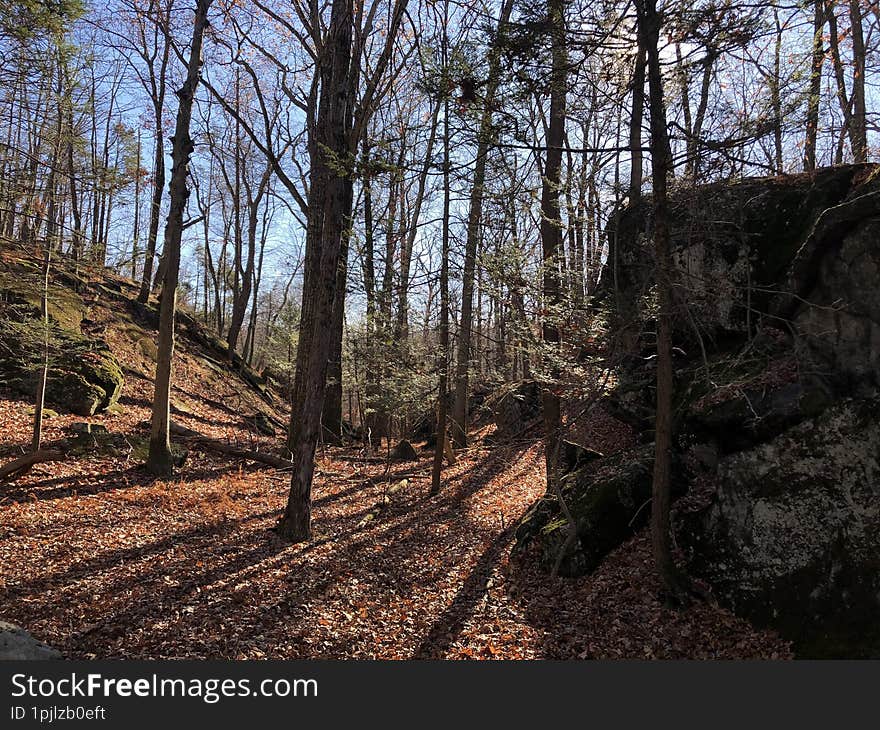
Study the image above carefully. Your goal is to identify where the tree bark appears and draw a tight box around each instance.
[146,0,212,476]
[278,0,356,541]
[431,9,452,497]
[638,0,687,596]
[629,41,646,201]
[0,449,65,484]
[804,0,824,171]
[848,0,867,162]
[137,97,169,303]
[31,246,51,453]
[540,0,567,493]
[825,0,858,163]
[450,0,514,448]
[228,163,270,355]
[320,193,351,445]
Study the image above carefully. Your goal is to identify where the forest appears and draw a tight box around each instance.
[0,0,878,661]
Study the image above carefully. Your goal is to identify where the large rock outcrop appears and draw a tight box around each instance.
[0,258,124,416]
[792,215,880,394]
[679,398,880,658]
[486,379,543,439]
[514,164,880,658]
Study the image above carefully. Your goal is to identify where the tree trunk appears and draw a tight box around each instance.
[278,0,355,541]
[321,202,350,445]
[629,42,646,201]
[771,6,784,174]
[360,137,381,445]
[804,0,824,171]
[848,0,867,162]
[146,0,213,476]
[132,130,142,278]
[825,1,857,162]
[540,0,567,492]
[639,0,687,596]
[138,124,166,304]
[137,24,171,304]
[31,246,51,453]
[450,0,515,448]
[64,63,84,262]
[432,10,452,497]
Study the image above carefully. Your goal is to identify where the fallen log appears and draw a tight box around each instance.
[0,449,66,483]
[169,423,292,470]
[356,479,408,530]
[332,454,391,464]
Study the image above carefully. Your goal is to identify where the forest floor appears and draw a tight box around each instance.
[0,407,791,659]
[0,255,792,659]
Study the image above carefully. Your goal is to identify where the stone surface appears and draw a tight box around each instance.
[679,398,880,658]
[610,163,880,343]
[391,439,418,461]
[684,381,833,453]
[138,336,159,362]
[597,165,880,657]
[487,380,543,439]
[794,216,880,392]
[44,345,124,416]
[559,440,603,473]
[0,275,124,416]
[514,444,668,577]
[246,412,276,437]
[0,620,61,660]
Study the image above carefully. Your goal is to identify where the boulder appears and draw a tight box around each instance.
[514,444,673,577]
[138,336,159,362]
[66,422,134,457]
[559,440,603,473]
[487,379,543,439]
[610,164,879,344]
[341,420,364,442]
[246,412,276,437]
[684,380,832,453]
[45,345,124,416]
[68,422,109,437]
[391,439,419,461]
[679,398,880,658]
[792,215,880,393]
[0,620,61,660]
[0,283,123,416]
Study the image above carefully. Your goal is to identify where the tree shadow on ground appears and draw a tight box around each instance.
[2,439,543,660]
[0,458,264,504]
[412,523,517,658]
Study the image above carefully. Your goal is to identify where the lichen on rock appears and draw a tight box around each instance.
[679,397,880,658]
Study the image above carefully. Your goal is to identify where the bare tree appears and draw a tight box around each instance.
[432,0,452,497]
[540,0,567,491]
[277,0,411,542]
[637,0,688,597]
[146,0,213,476]
[450,0,515,448]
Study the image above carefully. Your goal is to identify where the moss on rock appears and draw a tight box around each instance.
[513,444,678,576]
[138,337,159,361]
[45,371,106,417]
[0,269,124,416]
